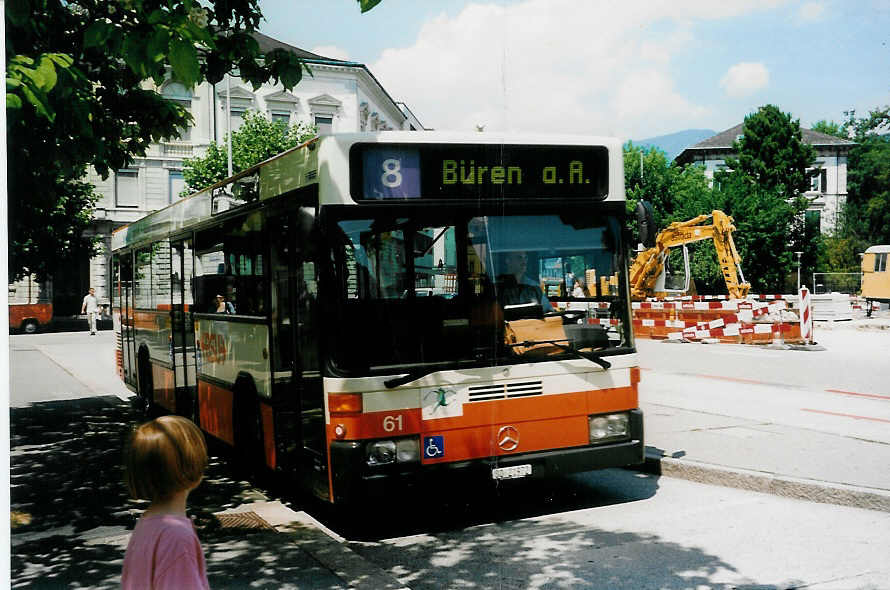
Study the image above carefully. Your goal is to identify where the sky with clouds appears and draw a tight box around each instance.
[259,0,888,139]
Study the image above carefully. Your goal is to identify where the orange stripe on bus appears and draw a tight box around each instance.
[152,364,176,412]
[325,384,639,465]
[198,380,234,445]
[422,415,589,464]
[260,402,276,470]
[327,409,423,441]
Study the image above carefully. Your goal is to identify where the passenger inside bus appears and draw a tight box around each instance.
[214,294,235,314]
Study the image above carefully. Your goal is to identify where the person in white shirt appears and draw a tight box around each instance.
[81,287,99,335]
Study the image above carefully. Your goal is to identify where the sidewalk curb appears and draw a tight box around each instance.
[632,453,890,513]
[219,501,409,590]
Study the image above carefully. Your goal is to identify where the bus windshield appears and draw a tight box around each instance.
[326,207,630,376]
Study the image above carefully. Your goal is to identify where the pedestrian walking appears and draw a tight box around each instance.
[81,287,99,335]
[121,416,210,590]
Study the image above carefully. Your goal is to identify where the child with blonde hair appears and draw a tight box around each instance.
[121,415,210,589]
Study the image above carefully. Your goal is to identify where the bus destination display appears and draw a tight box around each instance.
[351,143,609,201]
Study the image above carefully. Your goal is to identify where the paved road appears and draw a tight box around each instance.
[636,321,890,499]
[8,330,130,407]
[9,324,890,589]
[639,321,890,397]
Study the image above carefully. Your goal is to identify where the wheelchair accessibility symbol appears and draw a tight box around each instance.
[424,435,445,459]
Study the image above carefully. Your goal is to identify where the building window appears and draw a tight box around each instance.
[169,170,186,203]
[115,169,139,208]
[230,108,247,132]
[809,168,828,192]
[271,111,291,124]
[805,209,821,235]
[162,82,192,142]
[315,115,333,136]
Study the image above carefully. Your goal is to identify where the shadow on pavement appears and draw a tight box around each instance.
[9,398,816,590]
[348,515,805,590]
[9,396,325,589]
[329,466,663,543]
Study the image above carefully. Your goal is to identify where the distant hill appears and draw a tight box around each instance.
[631,129,716,162]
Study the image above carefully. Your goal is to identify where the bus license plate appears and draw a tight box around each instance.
[491,464,532,480]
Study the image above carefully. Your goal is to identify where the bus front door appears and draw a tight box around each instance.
[120,254,138,389]
[270,208,327,497]
[171,239,198,419]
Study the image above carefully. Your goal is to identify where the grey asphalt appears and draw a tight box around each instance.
[9,318,890,588]
[636,316,890,513]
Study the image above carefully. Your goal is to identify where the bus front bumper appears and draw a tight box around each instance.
[329,409,644,505]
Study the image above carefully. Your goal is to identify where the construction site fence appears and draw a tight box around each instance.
[632,298,806,344]
[632,294,880,345]
[812,272,862,295]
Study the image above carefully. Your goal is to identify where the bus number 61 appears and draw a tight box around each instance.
[383,414,404,432]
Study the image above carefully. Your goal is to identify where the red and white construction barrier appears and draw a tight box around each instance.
[664,301,786,341]
[799,286,813,343]
[645,294,793,302]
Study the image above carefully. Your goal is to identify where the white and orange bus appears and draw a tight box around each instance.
[111,132,643,505]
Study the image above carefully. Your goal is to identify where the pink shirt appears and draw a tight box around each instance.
[121,514,210,590]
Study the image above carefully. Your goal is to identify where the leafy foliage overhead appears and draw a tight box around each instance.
[4,0,327,280]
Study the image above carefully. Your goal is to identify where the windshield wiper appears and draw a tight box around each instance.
[383,360,480,389]
[384,368,438,389]
[508,340,611,370]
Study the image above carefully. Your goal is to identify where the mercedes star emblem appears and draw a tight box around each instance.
[497,425,520,451]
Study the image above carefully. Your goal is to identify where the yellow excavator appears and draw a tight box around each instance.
[629,209,751,300]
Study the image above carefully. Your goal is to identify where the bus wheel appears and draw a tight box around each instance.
[21,320,39,335]
[137,351,156,418]
[233,379,266,476]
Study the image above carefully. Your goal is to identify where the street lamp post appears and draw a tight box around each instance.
[795,251,803,291]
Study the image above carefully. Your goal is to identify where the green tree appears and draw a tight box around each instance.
[810,119,846,139]
[709,172,799,293]
[182,111,316,194]
[5,0,378,281]
[725,105,817,200]
[721,105,817,290]
[845,133,890,245]
[820,106,890,275]
[623,143,675,225]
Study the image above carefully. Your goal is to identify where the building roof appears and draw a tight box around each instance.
[675,122,856,164]
[247,31,413,127]
[249,31,357,65]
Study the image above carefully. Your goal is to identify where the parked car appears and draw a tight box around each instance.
[9,303,53,334]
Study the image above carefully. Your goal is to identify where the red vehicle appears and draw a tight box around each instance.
[9,303,53,334]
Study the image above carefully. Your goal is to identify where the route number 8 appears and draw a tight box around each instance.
[381,158,402,188]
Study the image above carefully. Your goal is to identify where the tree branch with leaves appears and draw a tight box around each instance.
[6,0,381,280]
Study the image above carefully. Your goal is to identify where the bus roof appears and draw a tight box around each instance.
[865,245,890,254]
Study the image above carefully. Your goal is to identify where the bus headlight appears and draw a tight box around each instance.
[588,413,630,443]
[366,437,420,466]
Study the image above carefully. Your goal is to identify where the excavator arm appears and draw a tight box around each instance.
[629,210,750,300]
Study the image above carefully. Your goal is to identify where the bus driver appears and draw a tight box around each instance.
[497,251,551,313]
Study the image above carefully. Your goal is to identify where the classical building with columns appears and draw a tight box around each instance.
[10,32,424,318]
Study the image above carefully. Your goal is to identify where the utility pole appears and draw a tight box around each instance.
[226,74,233,178]
[795,251,803,291]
